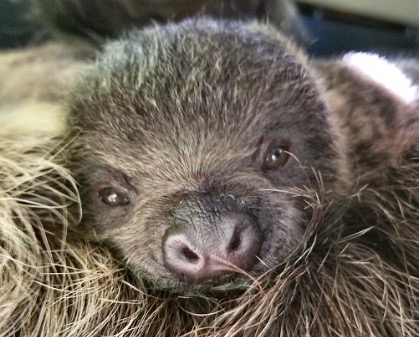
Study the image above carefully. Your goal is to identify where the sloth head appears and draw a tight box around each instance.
[70,19,342,290]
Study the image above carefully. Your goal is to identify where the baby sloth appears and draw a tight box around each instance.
[69,19,418,290]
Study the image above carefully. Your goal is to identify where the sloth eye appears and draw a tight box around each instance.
[98,187,131,206]
[263,145,290,170]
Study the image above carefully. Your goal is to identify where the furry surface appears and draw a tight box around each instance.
[0,21,418,337]
[0,111,417,336]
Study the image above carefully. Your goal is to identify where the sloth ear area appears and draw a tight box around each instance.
[342,52,418,105]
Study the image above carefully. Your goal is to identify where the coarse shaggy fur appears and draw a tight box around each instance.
[0,111,418,337]
[1,20,418,337]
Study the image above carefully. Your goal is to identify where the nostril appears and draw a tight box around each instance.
[180,246,200,263]
[228,230,242,252]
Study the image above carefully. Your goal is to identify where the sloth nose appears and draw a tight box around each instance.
[162,212,263,283]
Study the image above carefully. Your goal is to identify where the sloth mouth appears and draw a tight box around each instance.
[154,273,256,294]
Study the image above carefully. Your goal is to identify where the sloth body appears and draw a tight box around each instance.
[0,17,418,337]
[69,19,419,292]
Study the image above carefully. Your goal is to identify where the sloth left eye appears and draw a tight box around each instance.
[98,187,131,206]
[262,145,290,170]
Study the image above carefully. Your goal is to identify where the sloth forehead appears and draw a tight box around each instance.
[78,19,314,118]
[72,19,333,170]
[99,19,304,78]
[75,30,321,136]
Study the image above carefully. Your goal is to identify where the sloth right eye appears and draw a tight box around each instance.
[98,187,131,206]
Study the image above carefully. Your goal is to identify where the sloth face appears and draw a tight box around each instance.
[70,19,340,290]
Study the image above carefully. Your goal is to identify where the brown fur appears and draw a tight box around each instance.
[1,18,418,337]
[1,118,418,337]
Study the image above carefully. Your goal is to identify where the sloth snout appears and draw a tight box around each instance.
[162,211,263,283]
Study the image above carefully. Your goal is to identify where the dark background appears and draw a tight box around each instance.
[0,0,418,57]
